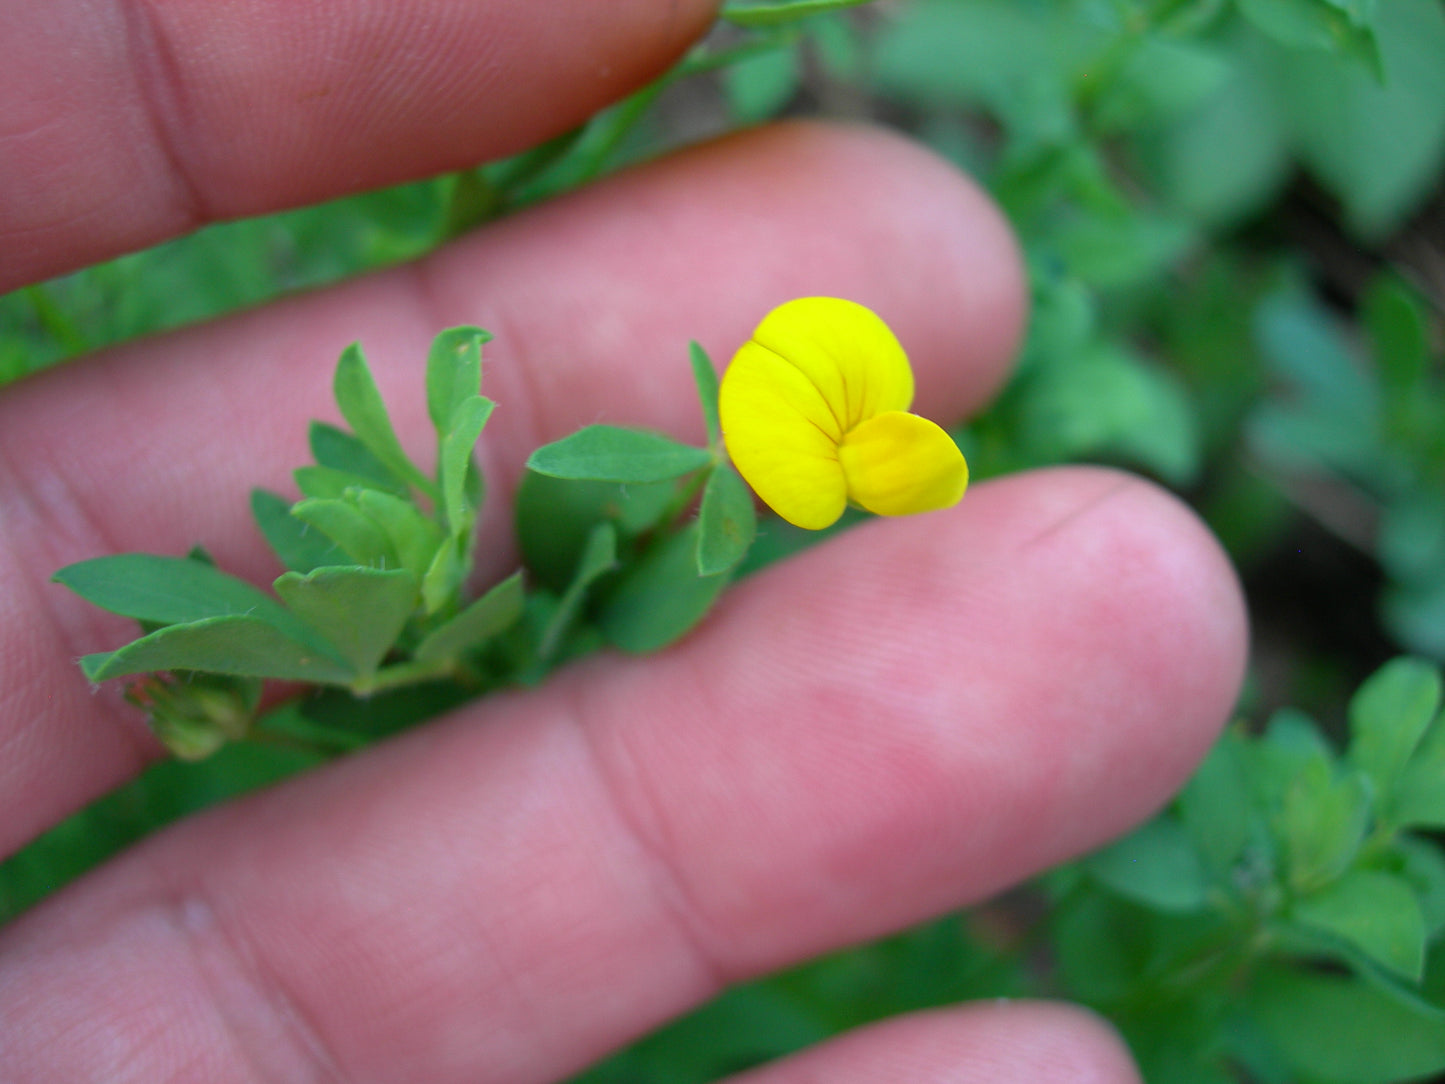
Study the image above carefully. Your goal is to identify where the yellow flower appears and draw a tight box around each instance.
[718,297,968,530]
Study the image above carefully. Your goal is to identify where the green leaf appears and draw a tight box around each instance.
[723,43,800,124]
[1293,869,1427,980]
[1364,277,1432,394]
[720,0,872,27]
[1394,711,1445,829]
[1395,835,1445,937]
[1239,0,1382,72]
[514,470,675,592]
[1016,342,1201,485]
[439,395,494,538]
[1349,657,1442,810]
[414,571,525,663]
[871,0,1084,137]
[293,465,399,501]
[696,464,756,576]
[1092,37,1231,133]
[1275,751,1372,892]
[420,537,466,618]
[1274,0,1445,236]
[273,566,418,678]
[1142,46,1290,228]
[425,326,490,435]
[81,615,355,685]
[1248,966,1445,1083]
[52,553,321,651]
[689,341,722,448]
[332,342,435,496]
[1085,817,1210,912]
[1179,729,1255,875]
[250,489,342,573]
[539,523,617,661]
[308,421,407,493]
[350,489,445,582]
[1054,211,1195,291]
[526,425,712,484]
[290,498,398,570]
[598,524,730,654]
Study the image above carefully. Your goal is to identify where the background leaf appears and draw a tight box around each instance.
[1085,818,1210,912]
[1348,656,1442,807]
[1248,966,1445,1083]
[1291,868,1427,980]
[1393,712,1445,829]
[720,0,871,28]
[1273,0,1445,237]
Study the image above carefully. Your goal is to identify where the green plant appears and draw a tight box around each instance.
[4,0,1445,1079]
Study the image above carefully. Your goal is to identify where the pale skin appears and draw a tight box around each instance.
[0,2,1249,1081]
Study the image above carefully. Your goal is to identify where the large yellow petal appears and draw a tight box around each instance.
[838,410,968,517]
[719,340,848,530]
[750,297,914,432]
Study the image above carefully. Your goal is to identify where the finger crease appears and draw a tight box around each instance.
[163,888,348,1084]
[559,673,736,997]
[117,0,211,228]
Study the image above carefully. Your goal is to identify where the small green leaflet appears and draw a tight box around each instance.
[250,489,339,573]
[696,464,756,576]
[291,497,398,570]
[81,614,355,684]
[52,553,329,656]
[689,341,722,448]
[440,396,495,538]
[721,0,873,28]
[539,522,618,661]
[414,571,525,663]
[527,425,713,484]
[309,421,408,492]
[1084,818,1210,912]
[426,326,490,435]
[293,465,400,501]
[333,342,436,497]
[274,566,419,678]
[1348,656,1442,798]
[351,489,445,582]
[599,524,729,654]
[1291,868,1427,981]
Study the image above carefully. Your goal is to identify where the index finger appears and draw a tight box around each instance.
[0,0,716,291]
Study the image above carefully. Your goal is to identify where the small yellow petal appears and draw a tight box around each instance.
[750,297,914,432]
[839,411,969,517]
[719,341,848,530]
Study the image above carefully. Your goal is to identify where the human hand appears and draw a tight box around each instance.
[0,2,1247,1080]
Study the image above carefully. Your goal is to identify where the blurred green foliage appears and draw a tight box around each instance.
[4,0,1445,1080]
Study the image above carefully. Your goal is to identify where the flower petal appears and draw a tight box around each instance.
[839,410,969,517]
[719,341,848,530]
[750,297,914,432]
